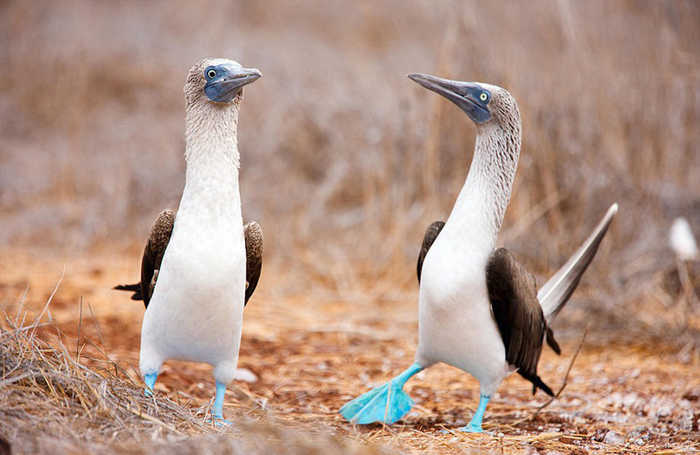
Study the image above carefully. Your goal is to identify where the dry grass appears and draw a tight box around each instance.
[0,287,391,454]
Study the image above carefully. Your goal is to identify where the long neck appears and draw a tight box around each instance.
[448,121,521,247]
[179,103,242,223]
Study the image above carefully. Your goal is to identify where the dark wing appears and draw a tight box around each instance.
[417,221,445,283]
[139,210,175,307]
[486,248,558,396]
[244,221,264,305]
[114,210,174,308]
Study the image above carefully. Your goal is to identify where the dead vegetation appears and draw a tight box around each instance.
[0,290,392,454]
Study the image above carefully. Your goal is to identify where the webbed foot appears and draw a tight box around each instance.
[340,363,423,425]
[458,423,483,433]
[209,416,232,427]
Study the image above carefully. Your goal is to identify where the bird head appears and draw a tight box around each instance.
[185,58,261,107]
[408,74,518,129]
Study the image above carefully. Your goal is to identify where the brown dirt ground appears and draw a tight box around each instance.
[1,249,698,454]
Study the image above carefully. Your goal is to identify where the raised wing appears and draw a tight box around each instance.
[417,221,445,283]
[538,203,617,322]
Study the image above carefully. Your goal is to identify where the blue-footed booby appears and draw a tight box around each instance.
[116,58,262,423]
[340,73,618,433]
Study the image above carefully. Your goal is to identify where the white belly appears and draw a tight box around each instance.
[140,219,246,376]
[415,230,511,394]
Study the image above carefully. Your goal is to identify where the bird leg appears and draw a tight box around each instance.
[459,394,490,433]
[144,373,158,397]
[211,381,232,425]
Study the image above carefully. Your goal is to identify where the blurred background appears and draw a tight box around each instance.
[1,2,699,452]
[1,0,698,344]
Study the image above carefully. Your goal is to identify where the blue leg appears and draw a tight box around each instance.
[211,382,231,425]
[459,394,490,433]
[340,363,423,425]
[144,373,158,397]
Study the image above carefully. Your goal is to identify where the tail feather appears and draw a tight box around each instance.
[113,283,144,301]
[539,203,618,322]
[520,371,555,396]
[545,327,561,355]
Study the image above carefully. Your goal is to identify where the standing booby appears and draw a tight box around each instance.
[340,74,617,433]
[121,58,262,423]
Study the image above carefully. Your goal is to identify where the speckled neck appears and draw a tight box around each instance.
[178,101,242,222]
[184,101,240,168]
[449,116,521,246]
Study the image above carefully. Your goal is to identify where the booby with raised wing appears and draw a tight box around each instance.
[119,58,262,423]
[340,73,617,433]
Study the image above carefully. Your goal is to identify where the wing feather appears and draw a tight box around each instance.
[417,221,445,283]
[538,203,617,322]
[140,210,175,307]
[487,248,555,396]
[114,210,174,306]
[244,221,264,305]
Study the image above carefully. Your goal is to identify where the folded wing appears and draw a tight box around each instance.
[417,221,445,283]
[244,221,263,305]
[486,248,556,396]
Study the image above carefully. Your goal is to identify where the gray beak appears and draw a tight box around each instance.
[408,73,491,124]
[205,67,262,103]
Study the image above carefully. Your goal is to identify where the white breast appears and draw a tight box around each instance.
[139,144,246,384]
[141,208,246,365]
[414,210,511,395]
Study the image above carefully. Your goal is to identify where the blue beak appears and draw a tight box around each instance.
[205,67,262,103]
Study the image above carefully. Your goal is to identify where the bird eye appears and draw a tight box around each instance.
[207,69,217,79]
[480,92,488,102]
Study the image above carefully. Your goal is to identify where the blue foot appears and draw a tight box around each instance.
[340,363,423,425]
[144,373,158,397]
[458,423,483,433]
[209,416,232,427]
[457,394,490,434]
